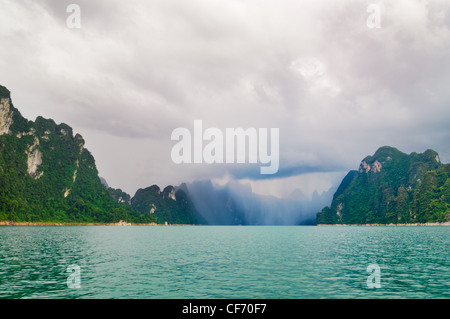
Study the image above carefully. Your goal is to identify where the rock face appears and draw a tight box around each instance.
[359,160,382,173]
[0,84,157,224]
[0,97,13,135]
[317,146,449,224]
[115,220,131,226]
[107,187,132,204]
[131,185,202,224]
[26,136,43,178]
[0,84,202,225]
[162,186,177,201]
[1,90,43,179]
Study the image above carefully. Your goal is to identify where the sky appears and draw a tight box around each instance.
[1,0,450,198]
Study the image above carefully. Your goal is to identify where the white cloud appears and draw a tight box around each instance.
[0,0,449,196]
[290,57,341,97]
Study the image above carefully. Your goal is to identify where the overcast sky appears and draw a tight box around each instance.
[1,0,449,198]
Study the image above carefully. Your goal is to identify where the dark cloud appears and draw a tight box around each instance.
[1,0,449,196]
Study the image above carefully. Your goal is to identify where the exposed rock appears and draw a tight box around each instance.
[34,171,44,179]
[0,84,157,224]
[0,97,13,135]
[359,161,369,173]
[16,129,35,139]
[372,160,382,173]
[336,203,343,221]
[26,136,43,179]
[131,184,200,224]
[359,160,382,173]
[107,187,132,204]
[317,146,446,225]
[74,133,85,154]
[152,185,161,194]
[115,220,131,226]
[64,188,71,198]
[163,186,177,201]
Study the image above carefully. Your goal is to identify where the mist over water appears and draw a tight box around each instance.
[180,180,335,225]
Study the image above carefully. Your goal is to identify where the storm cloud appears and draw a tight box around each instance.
[1,0,449,198]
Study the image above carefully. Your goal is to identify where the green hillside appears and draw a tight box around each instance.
[131,185,203,225]
[317,146,449,224]
[0,84,154,224]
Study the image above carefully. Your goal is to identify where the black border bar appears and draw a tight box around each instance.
[1,299,447,318]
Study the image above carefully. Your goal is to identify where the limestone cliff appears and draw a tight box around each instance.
[317,146,448,224]
[131,184,202,224]
[0,96,13,135]
[0,85,154,223]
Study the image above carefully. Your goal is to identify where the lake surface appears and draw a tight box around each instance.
[0,226,448,299]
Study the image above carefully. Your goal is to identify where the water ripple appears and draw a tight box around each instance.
[0,226,448,298]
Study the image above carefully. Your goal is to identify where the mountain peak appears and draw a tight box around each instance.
[0,85,157,224]
[162,185,176,201]
[363,146,404,164]
[318,146,447,224]
[0,85,11,98]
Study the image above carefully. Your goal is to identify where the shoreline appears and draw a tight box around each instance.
[317,222,450,226]
[1,221,449,227]
[0,221,196,226]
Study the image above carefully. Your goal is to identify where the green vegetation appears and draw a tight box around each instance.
[411,164,450,223]
[131,185,202,224]
[4,86,447,226]
[317,146,449,224]
[108,187,131,204]
[0,85,10,98]
[0,85,203,225]
[0,86,158,224]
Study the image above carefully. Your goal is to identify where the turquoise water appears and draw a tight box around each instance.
[0,226,448,299]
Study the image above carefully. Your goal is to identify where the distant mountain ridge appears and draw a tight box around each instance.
[317,146,450,224]
[0,84,199,224]
[2,85,448,225]
[0,84,332,225]
[1,85,136,223]
[129,184,204,224]
[179,179,333,225]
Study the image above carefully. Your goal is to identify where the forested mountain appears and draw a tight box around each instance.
[130,185,205,225]
[0,85,199,224]
[3,85,448,226]
[317,146,450,224]
[0,85,158,223]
